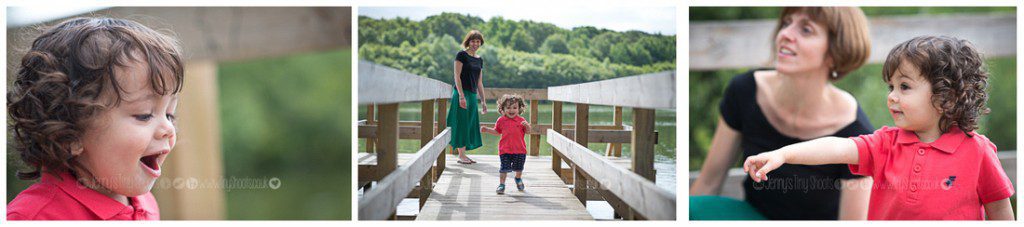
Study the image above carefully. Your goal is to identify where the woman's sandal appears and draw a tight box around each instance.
[457,159,473,164]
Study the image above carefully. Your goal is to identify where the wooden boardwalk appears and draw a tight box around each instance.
[416,155,592,220]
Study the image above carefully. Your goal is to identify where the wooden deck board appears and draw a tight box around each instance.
[416,155,594,220]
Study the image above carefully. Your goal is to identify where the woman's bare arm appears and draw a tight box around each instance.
[690,118,743,195]
[454,60,466,109]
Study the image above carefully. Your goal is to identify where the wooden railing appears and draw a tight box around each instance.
[357,60,452,220]
[548,130,676,220]
[359,129,450,220]
[545,70,676,220]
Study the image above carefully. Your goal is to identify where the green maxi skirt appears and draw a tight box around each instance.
[447,90,482,151]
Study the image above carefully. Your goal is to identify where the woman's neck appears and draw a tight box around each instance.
[770,70,833,117]
[465,49,477,56]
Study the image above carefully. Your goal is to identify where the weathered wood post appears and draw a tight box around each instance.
[377,103,399,220]
[631,108,656,182]
[606,106,623,157]
[420,100,435,208]
[529,99,540,156]
[436,99,448,179]
[572,103,589,204]
[551,101,563,177]
[366,105,376,153]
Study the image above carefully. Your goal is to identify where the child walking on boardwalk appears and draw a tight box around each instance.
[481,94,531,194]
[742,36,1014,220]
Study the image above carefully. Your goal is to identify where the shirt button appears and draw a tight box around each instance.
[914,165,922,172]
[910,184,918,192]
[918,149,925,155]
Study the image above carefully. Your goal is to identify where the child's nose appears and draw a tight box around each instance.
[156,118,175,140]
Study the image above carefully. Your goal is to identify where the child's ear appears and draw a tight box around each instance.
[70,142,84,156]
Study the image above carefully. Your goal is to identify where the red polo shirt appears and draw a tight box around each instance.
[849,126,1014,220]
[7,172,160,220]
[494,115,528,155]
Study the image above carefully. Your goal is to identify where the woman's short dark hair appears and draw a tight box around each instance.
[461,30,484,49]
[8,17,184,180]
[882,36,990,135]
[771,7,871,81]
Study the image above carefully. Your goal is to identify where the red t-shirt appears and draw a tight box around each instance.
[494,115,528,155]
[7,172,160,220]
[849,126,1014,220]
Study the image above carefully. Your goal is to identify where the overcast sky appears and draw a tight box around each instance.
[359,6,676,35]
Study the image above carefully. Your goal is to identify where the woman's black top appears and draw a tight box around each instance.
[456,50,483,94]
[718,70,874,220]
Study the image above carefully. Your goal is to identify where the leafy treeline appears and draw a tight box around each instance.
[358,13,675,88]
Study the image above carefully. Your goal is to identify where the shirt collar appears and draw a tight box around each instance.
[895,126,967,154]
[44,172,153,220]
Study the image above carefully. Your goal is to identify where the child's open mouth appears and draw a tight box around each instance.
[139,150,168,178]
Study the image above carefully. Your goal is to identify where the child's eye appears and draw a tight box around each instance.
[166,113,177,122]
[900,83,910,90]
[887,84,894,91]
[133,114,153,121]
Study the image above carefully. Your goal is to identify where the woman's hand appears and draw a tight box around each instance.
[743,151,787,182]
[481,103,488,114]
[459,96,467,109]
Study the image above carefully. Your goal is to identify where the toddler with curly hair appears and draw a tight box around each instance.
[7,17,183,220]
[481,94,531,195]
[742,36,1014,220]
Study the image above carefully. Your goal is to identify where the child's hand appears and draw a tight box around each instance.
[480,126,488,133]
[743,151,786,182]
[520,121,530,127]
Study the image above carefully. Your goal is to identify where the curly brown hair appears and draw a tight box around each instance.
[496,94,526,115]
[882,36,990,135]
[8,17,184,180]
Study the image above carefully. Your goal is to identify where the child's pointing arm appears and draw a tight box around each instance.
[743,137,859,182]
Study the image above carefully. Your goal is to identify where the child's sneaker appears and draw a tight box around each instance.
[496,184,505,195]
[515,178,525,191]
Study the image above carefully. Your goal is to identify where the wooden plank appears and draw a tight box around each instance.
[482,88,547,101]
[359,129,451,220]
[7,7,351,64]
[358,60,452,105]
[690,13,1016,70]
[358,125,641,143]
[530,99,540,156]
[576,103,589,146]
[416,155,592,220]
[376,103,400,184]
[573,165,588,205]
[548,71,675,109]
[606,106,624,157]
[546,129,676,220]
[366,105,376,154]
[551,101,564,177]
[151,60,225,220]
[631,108,656,182]
[420,100,435,208]
[387,121,627,130]
[436,99,449,174]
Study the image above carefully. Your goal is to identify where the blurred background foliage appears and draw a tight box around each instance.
[358,12,676,88]
[216,49,351,220]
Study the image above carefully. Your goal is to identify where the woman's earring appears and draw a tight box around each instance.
[831,71,838,79]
